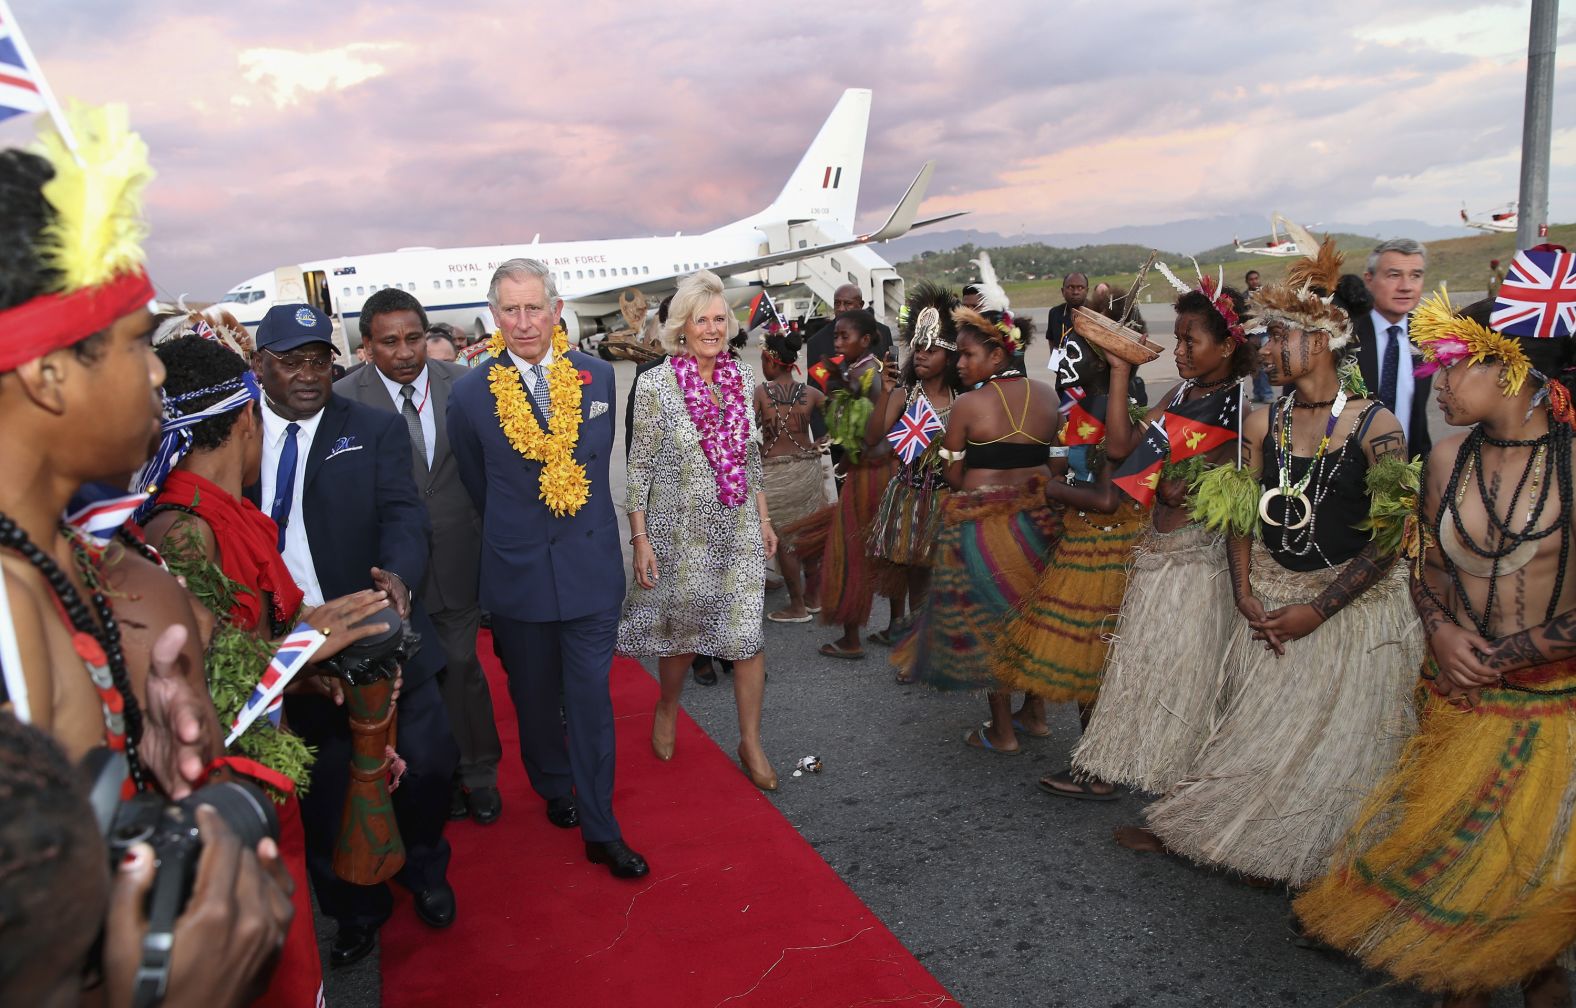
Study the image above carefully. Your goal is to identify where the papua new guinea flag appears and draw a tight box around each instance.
[1162,381,1242,462]
[1061,393,1108,446]
[1112,417,1170,506]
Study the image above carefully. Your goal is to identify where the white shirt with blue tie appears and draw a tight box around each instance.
[1369,308,1415,446]
[259,402,327,607]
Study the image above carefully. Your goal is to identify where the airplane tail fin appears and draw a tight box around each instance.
[762,88,870,232]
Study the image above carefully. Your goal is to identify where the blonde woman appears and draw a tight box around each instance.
[619,271,780,791]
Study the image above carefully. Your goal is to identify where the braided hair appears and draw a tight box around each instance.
[155,335,255,451]
[1176,287,1256,379]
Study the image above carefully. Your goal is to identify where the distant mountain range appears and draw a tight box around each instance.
[881,214,1475,262]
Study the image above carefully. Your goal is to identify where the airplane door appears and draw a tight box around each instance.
[271,266,307,304]
[303,270,333,316]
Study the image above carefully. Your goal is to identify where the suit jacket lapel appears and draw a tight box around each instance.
[430,366,453,472]
[305,397,349,490]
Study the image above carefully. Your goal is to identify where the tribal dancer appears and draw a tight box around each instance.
[869,283,963,651]
[994,286,1150,794]
[1072,278,1256,802]
[892,308,1063,753]
[1296,248,1576,1007]
[1142,239,1424,884]
[754,328,828,623]
[814,309,897,660]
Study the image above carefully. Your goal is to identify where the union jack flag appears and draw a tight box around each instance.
[0,4,47,125]
[225,622,328,747]
[1492,249,1576,341]
[64,491,150,548]
[886,391,944,465]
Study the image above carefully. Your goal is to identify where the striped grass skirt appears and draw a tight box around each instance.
[991,503,1148,704]
[1144,545,1424,886]
[892,478,1062,691]
[1071,523,1233,794]
[1294,657,1576,996]
[817,457,896,628]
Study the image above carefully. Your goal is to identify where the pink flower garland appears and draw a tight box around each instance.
[671,353,750,507]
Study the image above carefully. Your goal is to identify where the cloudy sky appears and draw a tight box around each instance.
[6,0,1573,299]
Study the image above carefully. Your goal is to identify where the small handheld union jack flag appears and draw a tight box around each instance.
[63,490,150,549]
[1493,248,1576,341]
[886,391,944,465]
[225,622,328,747]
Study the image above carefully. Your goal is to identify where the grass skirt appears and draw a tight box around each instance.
[817,457,896,627]
[991,503,1148,704]
[1144,544,1424,886]
[1294,657,1576,995]
[762,451,831,553]
[1071,523,1233,794]
[869,465,947,569]
[892,478,1062,691]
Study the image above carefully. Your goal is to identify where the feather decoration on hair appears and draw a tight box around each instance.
[1285,236,1343,297]
[35,102,153,293]
[1153,260,1193,296]
[969,252,1010,312]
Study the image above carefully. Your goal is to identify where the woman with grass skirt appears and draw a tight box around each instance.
[866,283,963,649]
[892,308,1064,754]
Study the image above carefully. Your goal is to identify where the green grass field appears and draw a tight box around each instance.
[918,224,1576,307]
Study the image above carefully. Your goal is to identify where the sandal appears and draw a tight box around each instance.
[767,610,814,624]
[1011,718,1051,739]
[867,628,896,646]
[1037,770,1119,801]
[818,642,865,660]
[963,723,1020,755]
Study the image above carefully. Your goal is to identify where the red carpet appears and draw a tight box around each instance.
[381,632,957,1008]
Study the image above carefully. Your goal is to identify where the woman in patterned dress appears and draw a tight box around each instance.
[619,270,781,791]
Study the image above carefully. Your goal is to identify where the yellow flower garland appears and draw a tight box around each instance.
[486,325,590,516]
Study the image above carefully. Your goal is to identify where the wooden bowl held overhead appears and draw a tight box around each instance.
[1071,306,1163,365]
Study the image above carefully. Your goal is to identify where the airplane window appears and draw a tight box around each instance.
[446,280,453,289]
[673,265,679,273]
[408,282,415,290]
[642,267,649,275]
[356,286,364,295]
[470,278,478,288]
[433,281,440,290]
[576,270,583,279]
[599,269,606,278]
[342,287,351,297]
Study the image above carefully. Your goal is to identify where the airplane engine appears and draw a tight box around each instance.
[558,306,586,343]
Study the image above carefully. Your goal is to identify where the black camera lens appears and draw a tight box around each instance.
[181,779,280,848]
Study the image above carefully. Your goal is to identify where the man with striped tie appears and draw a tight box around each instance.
[1355,238,1433,460]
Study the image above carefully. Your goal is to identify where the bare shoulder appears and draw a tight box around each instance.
[1242,402,1272,440]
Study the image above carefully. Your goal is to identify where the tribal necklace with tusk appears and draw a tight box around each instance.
[1260,388,1348,531]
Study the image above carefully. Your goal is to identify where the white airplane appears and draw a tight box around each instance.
[211,88,964,352]
[1460,202,1517,234]
[1233,213,1320,258]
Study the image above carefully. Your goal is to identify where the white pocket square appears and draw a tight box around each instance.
[326,445,364,460]
[589,400,609,419]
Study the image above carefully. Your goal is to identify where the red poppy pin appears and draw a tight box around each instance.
[578,370,593,386]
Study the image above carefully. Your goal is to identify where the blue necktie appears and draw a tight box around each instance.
[270,422,300,551]
[1379,324,1400,415]
[530,364,553,420]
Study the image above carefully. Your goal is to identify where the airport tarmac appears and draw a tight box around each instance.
[323,303,1493,1007]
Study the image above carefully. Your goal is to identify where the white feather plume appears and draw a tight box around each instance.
[1154,260,1193,296]
[969,252,1010,312]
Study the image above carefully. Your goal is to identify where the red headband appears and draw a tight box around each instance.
[0,269,156,373]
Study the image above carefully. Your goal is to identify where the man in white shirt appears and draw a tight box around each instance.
[1354,238,1431,459]
[336,289,500,828]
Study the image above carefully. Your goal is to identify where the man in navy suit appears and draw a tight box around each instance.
[252,303,461,967]
[1354,238,1432,460]
[448,258,649,879]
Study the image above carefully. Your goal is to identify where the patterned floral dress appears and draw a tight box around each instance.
[617,358,767,661]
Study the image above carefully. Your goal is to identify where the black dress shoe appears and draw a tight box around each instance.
[585,839,650,879]
[692,655,717,686]
[330,924,377,968]
[413,882,456,928]
[467,785,502,825]
[545,796,579,829]
[448,785,469,821]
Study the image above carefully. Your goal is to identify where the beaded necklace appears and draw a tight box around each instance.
[1259,389,1348,539]
[0,511,146,790]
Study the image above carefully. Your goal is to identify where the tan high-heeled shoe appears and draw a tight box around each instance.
[737,745,778,791]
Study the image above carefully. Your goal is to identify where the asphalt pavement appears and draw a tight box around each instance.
[320,303,1508,1006]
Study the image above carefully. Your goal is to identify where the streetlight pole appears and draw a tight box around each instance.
[1516,0,1559,248]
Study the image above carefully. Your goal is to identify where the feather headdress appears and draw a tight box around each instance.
[953,305,1025,355]
[1245,236,1352,349]
[0,102,156,372]
[1154,258,1245,344]
[900,281,959,352]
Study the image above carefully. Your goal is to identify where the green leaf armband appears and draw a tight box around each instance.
[1358,455,1422,559]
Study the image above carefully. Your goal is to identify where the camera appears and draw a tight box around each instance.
[84,749,279,1008]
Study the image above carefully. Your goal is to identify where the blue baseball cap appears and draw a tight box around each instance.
[256,303,340,354]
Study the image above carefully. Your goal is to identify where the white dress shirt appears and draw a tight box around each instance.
[259,402,327,607]
[507,346,555,396]
[376,364,435,467]
[1370,308,1415,444]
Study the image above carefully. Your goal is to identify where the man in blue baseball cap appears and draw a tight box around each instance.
[251,302,461,965]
